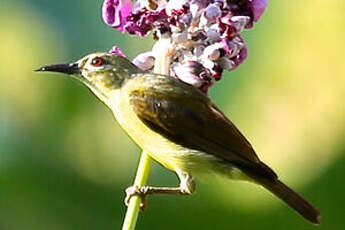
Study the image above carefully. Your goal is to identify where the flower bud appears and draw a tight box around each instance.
[231,16,250,33]
[206,28,221,42]
[204,3,221,22]
[251,0,268,22]
[171,60,211,88]
[109,46,126,57]
[221,37,245,58]
[132,52,155,71]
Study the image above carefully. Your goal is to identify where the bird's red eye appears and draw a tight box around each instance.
[91,57,104,67]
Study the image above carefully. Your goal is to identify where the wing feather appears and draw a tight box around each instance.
[129,75,277,179]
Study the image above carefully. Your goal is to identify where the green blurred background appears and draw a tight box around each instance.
[1,0,344,229]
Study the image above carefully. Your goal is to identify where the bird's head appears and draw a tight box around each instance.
[37,52,142,102]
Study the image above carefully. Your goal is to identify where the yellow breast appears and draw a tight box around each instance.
[106,80,218,175]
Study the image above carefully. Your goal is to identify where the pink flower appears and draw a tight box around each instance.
[251,0,268,22]
[102,0,268,93]
[102,0,132,32]
[109,46,126,57]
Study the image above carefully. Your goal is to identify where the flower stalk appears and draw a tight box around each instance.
[121,37,172,230]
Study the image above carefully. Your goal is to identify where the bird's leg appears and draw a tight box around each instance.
[124,172,195,210]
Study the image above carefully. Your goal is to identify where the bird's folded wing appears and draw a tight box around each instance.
[129,81,277,180]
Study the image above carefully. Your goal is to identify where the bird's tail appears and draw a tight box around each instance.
[252,174,321,224]
[237,161,320,224]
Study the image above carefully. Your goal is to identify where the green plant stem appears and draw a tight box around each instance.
[121,37,171,230]
[121,150,152,230]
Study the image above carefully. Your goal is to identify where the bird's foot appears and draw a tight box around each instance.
[124,173,195,210]
[124,185,149,211]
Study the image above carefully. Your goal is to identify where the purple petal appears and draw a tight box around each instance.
[171,61,212,89]
[204,3,221,21]
[125,8,169,36]
[221,38,241,57]
[231,16,250,32]
[217,13,238,38]
[231,45,247,70]
[251,0,268,22]
[132,52,155,70]
[220,37,247,70]
[102,0,132,32]
[108,46,126,57]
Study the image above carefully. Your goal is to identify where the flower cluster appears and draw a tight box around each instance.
[102,0,267,93]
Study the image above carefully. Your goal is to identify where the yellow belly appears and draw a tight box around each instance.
[108,89,219,176]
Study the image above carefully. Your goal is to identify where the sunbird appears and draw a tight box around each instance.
[37,52,320,224]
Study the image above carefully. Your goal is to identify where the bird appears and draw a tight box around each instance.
[37,52,320,224]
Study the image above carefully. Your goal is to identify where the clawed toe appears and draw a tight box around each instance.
[124,185,148,210]
[124,185,139,206]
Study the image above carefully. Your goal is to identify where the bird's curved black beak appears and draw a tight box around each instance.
[36,63,81,75]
